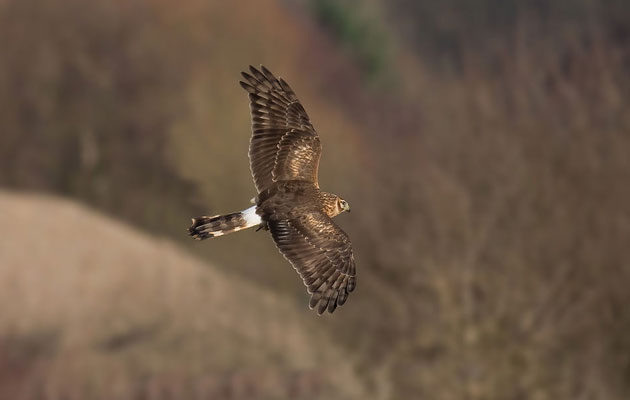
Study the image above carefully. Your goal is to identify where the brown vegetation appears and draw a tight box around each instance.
[1,0,629,398]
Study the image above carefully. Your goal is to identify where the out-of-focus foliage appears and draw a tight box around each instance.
[334,1,630,398]
[0,0,201,232]
[382,0,630,73]
[1,0,630,399]
[310,0,390,81]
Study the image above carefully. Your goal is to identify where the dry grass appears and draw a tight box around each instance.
[0,190,366,400]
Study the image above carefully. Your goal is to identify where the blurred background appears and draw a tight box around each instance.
[1,0,630,398]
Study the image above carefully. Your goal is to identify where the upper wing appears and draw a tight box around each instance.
[240,65,322,193]
[268,211,356,315]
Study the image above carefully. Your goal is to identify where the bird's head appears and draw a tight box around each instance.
[321,192,351,217]
[337,197,351,214]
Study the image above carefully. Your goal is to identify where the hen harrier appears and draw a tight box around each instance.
[188,66,356,314]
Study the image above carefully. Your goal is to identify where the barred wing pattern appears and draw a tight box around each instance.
[268,211,356,315]
[240,66,321,192]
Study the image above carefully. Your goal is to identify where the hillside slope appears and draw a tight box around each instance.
[0,191,365,400]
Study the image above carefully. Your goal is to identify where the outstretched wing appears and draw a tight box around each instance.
[268,211,356,315]
[240,65,322,193]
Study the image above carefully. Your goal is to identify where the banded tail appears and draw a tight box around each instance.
[188,206,262,240]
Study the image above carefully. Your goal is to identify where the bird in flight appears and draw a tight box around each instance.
[188,66,356,315]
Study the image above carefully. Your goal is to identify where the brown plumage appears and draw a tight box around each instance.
[188,65,355,315]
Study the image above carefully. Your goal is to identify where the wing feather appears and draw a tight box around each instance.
[240,65,321,192]
[268,211,356,315]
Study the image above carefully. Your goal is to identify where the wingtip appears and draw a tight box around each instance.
[347,277,356,292]
[239,80,255,93]
[308,295,335,315]
[260,64,273,77]
[311,301,325,316]
[317,299,328,315]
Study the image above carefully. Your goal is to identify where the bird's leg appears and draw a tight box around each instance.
[256,222,269,232]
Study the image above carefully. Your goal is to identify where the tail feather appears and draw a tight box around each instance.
[188,206,261,240]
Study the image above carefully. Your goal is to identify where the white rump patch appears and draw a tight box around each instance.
[242,205,262,227]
